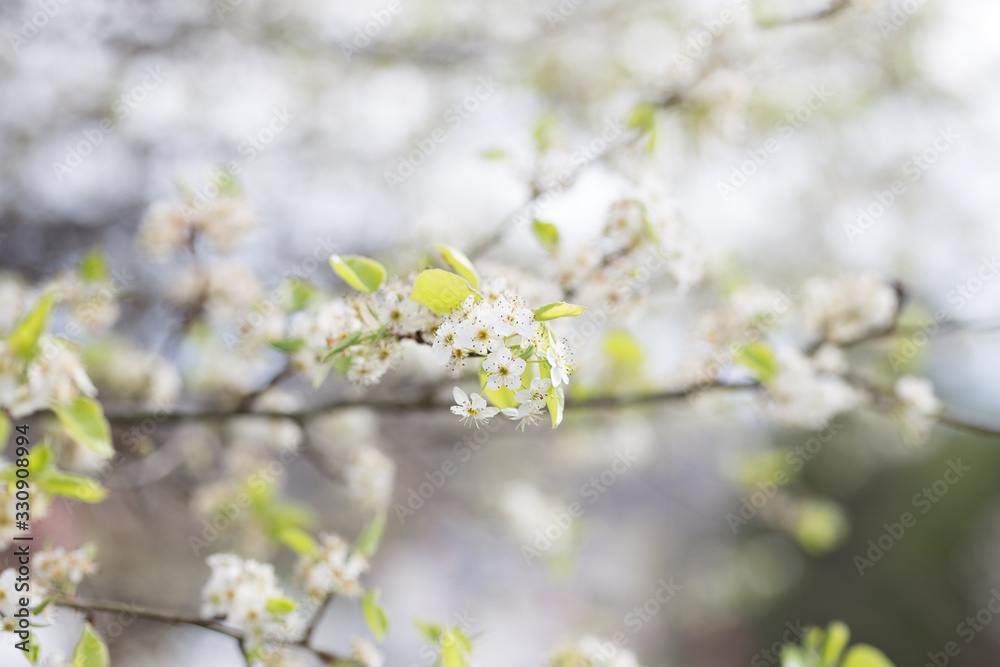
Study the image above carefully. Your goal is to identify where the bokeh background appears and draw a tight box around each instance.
[1,0,999,665]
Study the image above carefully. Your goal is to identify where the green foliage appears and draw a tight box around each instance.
[53,396,114,458]
[362,588,389,641]
[780,622,895,667]
[538,361,564,430]
[329,255,386,293]
[737,340,778,383]
[410,269,476,314]
[276,527,319,557]
[434,244,480,288]
[0,442,108,503]
[0,413,9,454]
[6,292,55,359]
[533,302,586,321]
[354,509,388,559]
[531,220,559,251]
[78,248,109,283]
[269,337,305,353]
[321,331,364,360]
[266,596,297,615]
[73,624,109,667]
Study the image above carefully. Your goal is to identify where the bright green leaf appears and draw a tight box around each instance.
[414,620,442,644]
[442,628,471,667]
[531,220,559,250]
[533,302,586,321]
[841,645,896,667]
[354,509,387,559]
[266,596,297,615]
[410,269,475,314]
[31,596,56,616]
[78,248,109,283]
[25,632,40,665]
[7,293,55,359]
[0,413,9,454]
[53,397,114,458]
[434,244,480,288]
[42,472,108,503]
[73,623,109,667]
[821,621,850,666]
[362,589,389,641]
[737,340,778,383]
[538,361,564,430]
[603,330,644,365]
[329,255,386,294]
[322,330,364,361]
[277,527,319,557]
[269,337,305,353]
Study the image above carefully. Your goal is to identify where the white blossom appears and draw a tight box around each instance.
[482,347,527,391]
[451,387,500,428]
[801,273,897,344]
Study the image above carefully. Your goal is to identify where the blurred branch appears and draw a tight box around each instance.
[57,597,350,663]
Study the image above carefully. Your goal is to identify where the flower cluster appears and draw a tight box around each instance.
[0,545,97,635]
[200,553,299,645]
[0,336,97,418]
[294,533,369,601]
[138,193,256,258]
[548,636,640,667]
[438,290,573,429]
[801,272,898,344]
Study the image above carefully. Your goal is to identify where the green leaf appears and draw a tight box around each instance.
[31,596,56,615]
[821,621,850,666]
[7,293,55,359]
[53,397,114,458]
[780,646,807,667]
[604,330,644,365]
[481,148,506,160]
[414,620,442,644]
[73,623,109,667]
[41,472,108,503]
[354,509,387,559]
[538,361,564,430]
[28,442,55,477]
[737,341,777,383]
[533,111,557,153]
[277,527,319,557]
[362,589,389,641]
[442,628,471,667]
[266,596,297,615]
[24,632,40,665]
[531,220,559,251]
[78,248,109,283]
[322,330,364,361]
[0,413,9,454]
[329,255,386,294]
[533,302,586,321]
[269,337,305,353]
[841,645,896,667]
[434,244,480,288]
[410,269,475,314]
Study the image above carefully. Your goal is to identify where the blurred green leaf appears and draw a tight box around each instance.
[435,244,479,288]
[330,255,386,294]
[7,292,55,359]
[362,589,389,641]
[53,397,114,458]
[73,623,109,667]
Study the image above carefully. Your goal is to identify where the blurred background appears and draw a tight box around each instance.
[1,0,999,665]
